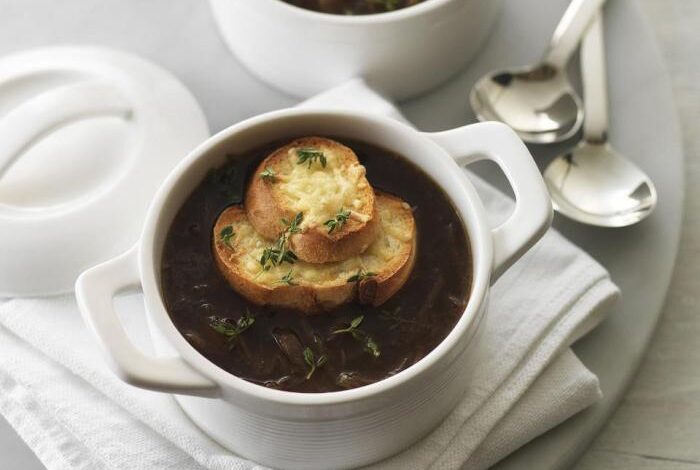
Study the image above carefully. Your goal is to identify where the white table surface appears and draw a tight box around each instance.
[0,0,698,469]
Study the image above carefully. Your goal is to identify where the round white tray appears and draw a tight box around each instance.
[0,0,682,468]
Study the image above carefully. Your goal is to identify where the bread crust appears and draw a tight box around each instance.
[213,192,416,314]
[245,137,378,263]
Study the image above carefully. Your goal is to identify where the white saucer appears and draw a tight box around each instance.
[0,46,209,296]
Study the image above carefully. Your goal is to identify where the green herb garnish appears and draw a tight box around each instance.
[303,347,327,380]
[363,336,381,358]
[260,167,276,182]
[277,270,296,286]
[324,209,350,234]
[347,269,377,283]
[281,212,304,234]
[296,148,327,169]
[260,213,304,271]
[331,315,381,358]
[260,243,298,271]
[333,315,364,334]
[219,225,234,248]
[209,312,255,348]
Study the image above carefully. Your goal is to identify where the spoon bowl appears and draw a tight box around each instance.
[543,12,656,228]
[470,64,583,144]
[544,142,657,227]
[469,0,605,143]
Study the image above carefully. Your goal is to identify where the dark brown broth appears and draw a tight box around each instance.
[161,139,471,393]
[281,0,425,15]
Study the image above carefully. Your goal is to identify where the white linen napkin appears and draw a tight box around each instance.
[0,79,619,470]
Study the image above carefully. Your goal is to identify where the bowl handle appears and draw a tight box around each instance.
[426,122,553,281]
[76,245,219,397]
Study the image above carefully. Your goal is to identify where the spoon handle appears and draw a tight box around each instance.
[543,0,606,70]
[581,13,609,143]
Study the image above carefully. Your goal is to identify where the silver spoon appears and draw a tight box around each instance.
[470,0,606,144]
[543,14,657,227]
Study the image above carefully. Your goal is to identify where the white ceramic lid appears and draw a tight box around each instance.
[0,46,209,296]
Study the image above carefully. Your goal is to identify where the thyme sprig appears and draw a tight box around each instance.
[259,167,276,182]
[208,312,255,348]
[276,270,296,286]
[347,269,376,283]
[296,148,327,169]
[219,225,234,248]
[303,347,327,380]
[281,212,303,234]
[260,212,303,271]
[323,209,350,234]
[260,240,298,271]
[333,315,364,334]
[331,315,380,358]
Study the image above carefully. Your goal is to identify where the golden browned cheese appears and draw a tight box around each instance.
[213,192,416,314]
[245,137,379,264]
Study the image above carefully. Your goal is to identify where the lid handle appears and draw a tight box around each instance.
[0,80,132,177]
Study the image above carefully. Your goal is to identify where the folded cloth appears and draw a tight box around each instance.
[0,79,619,470]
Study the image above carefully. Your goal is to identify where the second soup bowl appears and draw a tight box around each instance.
[208,0,503,99]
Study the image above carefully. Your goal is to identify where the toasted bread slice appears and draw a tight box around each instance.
[246,137,379,264]
[213,192,416,314]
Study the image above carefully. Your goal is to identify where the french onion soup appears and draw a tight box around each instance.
[280,0,426,15]
[161,138,472,393]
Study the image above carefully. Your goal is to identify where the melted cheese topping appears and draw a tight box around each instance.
[275,145,371,228]
[228,197,413,287]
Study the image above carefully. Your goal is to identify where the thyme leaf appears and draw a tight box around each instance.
[303,347,327,380]
[323,209,350,234]
[332,315,364,334]
[219,225,234,248]
[296,148,327,169]
[363,336,381,358]
[208,312,255,347]
[347,269,377,283]
[281,212,304,234]
[276,270,296,286]
[260,213,303,271]
[260,167,276,182]
[331,315,380,358]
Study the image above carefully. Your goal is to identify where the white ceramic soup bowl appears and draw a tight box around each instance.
[208,0,503,99]
[76,109,551,470]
